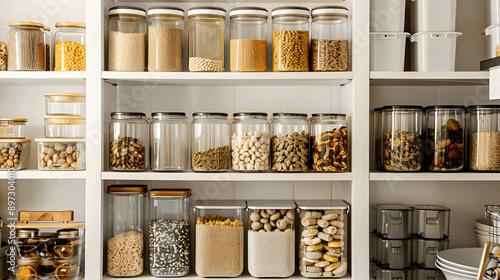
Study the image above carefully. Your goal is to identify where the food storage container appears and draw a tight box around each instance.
[375,266,412,280]
[107,185,146,277]
[0,218,3,242]
[247,200,295,278]
[410,32,462,72]
[382,106,424,171]
[310,114,349,172]
[151,112,188,171]
[188,7,226,72]
[377,237,411,269]
[229,7,268,72]
[376,204,413,239]
[296,200,349,278]
[0,27,7,71]
[311,6,350,71]
[410,0,457,33]
[371,233,379,263]
[54,22,86,71]
[0,119,27,139]
[484,24,500,59]
[44,26,51,71]
[272,7,310,72]
[413,238,450,269]
[147,7,184,72]
[231,113,270,172]
[370,33,409,71]
[44,116,86,138]
[191,112,230,172]
[45,93,86,116]
[413,268,444,280]
[35,138,85,170]
[374,108,383,170]
[270,113,309,172]
[0,241,7,280]
[108,7,147,71]
[194,200,246,277]
[0,139,30,170]
[467,105,500,171]
[149,189,191,277]
[412,205,450,239]
[370,0,406,32]
[371,205,378,233]
[109,112,149,171]
[8,21,45,71]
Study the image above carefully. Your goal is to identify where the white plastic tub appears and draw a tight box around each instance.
[370,0,406,32]
[410,32,462,72]
[488,0,500,26]
[484,25,500,59]
[370,33,409,71]
[410,0,457,33]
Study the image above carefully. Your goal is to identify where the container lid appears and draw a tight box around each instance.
[0,139,31,143]
[44,26,51,31]
[109,6,147,17]
[467,105,500,110]
[273,113,308,118]
[413,205,450,211]
[55,22,86,29]
[376,204,412,211]
[311,6,349,17]
[233,112,267,119]
[194,200,246,210]
[8,21,44,28]
[111,112,146,119]
[230,7,268,17]
[149,188,191,197]
[272,6,310,17]
[152,112,186,119]
[370,32,410,37]
[107,185,147,194]
[44,115,86,125]
[312,113,346,119]
[247,200,296,210]
[374,107,383,112]
[188,6,226,17]
[57,228,79,238]
[16,228,39,238]
[410,32,463,39]
[0,118,28,123]
[45,93,86,103]
[35,138,86,143]
[425,105,466,110]
[382,105,424,111]
[148,7,185,17]
[295,200,349,212]
[192,112,228,118]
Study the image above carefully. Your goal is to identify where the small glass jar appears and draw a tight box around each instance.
[231,113,270,172]
[191,112,230,172]
[8,21,45,71]
[310,114,348,172]
[36,138,86,170]
[311,6,350,71]
[373,108,383,171]
[425,106,465,172]
[54,22,86,71]
[151,112,188,171]
[148,7,184,72]
[149,189,191,277]
[229,7,268,72]
[45,93,86,116]
[108,7,147,71]
[0,27,7,71]
[468,105,500,171]
[272,7,310,72]
[109,112,149,171]
[107,185,146,277]
[44,116,86,138]
[188,7,226,72]
[0,139,31,170]
[44,26,51,71]
[271,113,309,172]
[0,119,27,139]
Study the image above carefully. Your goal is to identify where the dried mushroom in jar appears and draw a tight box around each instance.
[384,130,422,171]
[311,127,348,172]
[109,137,146,170]
[427,119,464,171]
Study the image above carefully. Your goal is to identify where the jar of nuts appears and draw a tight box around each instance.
[467,105,500,171]
[271,113,309,172]
[231,113,270,172]
[0,139,31,170]
[54,22,86,71]
[36,138,85,170]
[311,114,348,172]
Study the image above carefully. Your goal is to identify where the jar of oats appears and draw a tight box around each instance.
[468,105,500,171]
[8,21,45,71]
[54,22,86,71]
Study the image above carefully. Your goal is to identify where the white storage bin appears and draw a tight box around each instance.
[370,0,406,32]
[410,0,457,33]
[484,24,500,59]
[370,33,409,71]
[410,32,462,72]
[487,0,500,26]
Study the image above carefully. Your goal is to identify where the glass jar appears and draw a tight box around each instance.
[151,112,189,171]
[44,26,51,71]
[108,7,147,71]
[0,118,27,139]
[109,112,149,171]
[194,200,246,277]
[272,7,310,72]
[8,21,45,71]
[188,7,226,72]
[374,108,383,171]
[0,27,7,71]
[229,7,268,72]
[191,112,230,172]
[296,200,349,278]
[382,106,424,172]
[54,22,86,71]
[310,114,348,172]
[311,6,349,71]
[0,139,31,170]
[468,105,500,171]
[231,113,270,172]
[247,200,296,278]
[147,7,184,72]
[270,113,309,172]
[107,185,146,277]
[425,106,465,172]
[149,189,191,277]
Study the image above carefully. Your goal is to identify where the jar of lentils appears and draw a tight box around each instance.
[8,21,45,71]
[310,114,348,172]
[191,113,230,172]
[54,22,86,71]
[271,113,309,172]
[231,113,270,172]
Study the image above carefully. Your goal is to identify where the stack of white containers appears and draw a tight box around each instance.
[483,0,500,59]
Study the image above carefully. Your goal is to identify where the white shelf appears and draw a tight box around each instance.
[370,171,500,181]
[0,170,86,180]
[370,71,489,86]
[103,271,351,280]
[0,71,86,86]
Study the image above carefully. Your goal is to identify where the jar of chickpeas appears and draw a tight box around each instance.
[54,22,86,71]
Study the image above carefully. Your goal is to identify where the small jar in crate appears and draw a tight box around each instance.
[271,113,309,172]
[310,114,348,172]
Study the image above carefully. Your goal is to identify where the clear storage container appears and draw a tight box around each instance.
[296,200,349,278]
[271,113,309,172]
[375,267,411,280]
[467,105,500,171]
[310,114,348,172]
[375,204,413,239]
[109,112,149,171]
[229,7,268,72]
[45,93,86,116]
[377,237,412,269]
[54,22,86,71]
[192,112,230,171]
[148,7,184,72]
[374,108,383,171]
[44,116,86,138]
[35,138,85,170]
[412,205,450,239]
[151,112,188,171]
[413,268,444,280]
[0,119,27,139]
[108,7,147,71]
[8,21,45,71]
[413,238,450,269]
[188,7,226,72]
[247,200,295,278]
[0,139,30,170]
[148,189,191,277]
[231,113,270,172]
[272,7,310,72]
[0,27,7,71]
[311,6,349,71]
[107,185,146,277]
[44,26,51,71]
[194,200,246,277]
[382,106,424,171]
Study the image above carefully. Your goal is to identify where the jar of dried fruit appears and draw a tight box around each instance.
[270,113,309,172]
[54,22,86,71]
[231,113,270,172]
[467,105,500,171]
[310,114,348,172]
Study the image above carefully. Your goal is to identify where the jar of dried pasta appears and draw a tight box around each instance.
[54,22,86,71]
[8,21,45,71]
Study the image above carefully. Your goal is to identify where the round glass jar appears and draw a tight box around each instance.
[229,7,268,72]
[231,113,270,172]
[150,112,188,171]
[270,113,309,172]
[191,112,230,171]
[311,114,348,172]
[374,108,383,171]
[54,22,86,71]
[8,21,45,71]
[44,26,51,71]
[467,105,500,171]
[0,27,7,71]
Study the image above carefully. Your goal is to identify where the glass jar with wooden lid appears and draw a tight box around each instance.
[8,21,45,71]
[54,22,86,71]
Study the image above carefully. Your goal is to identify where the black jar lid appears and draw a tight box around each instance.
[273,113,308,118]
[374,107,383,112]
[382,105,424,111]
[192,112,228,118]
[152,112,186,119]
[111,112,146,119]
[467,105,500,110]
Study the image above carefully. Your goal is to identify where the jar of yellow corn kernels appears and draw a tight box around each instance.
[54,22,86,71]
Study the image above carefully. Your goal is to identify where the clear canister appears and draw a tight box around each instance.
[109,112,149,171]
[425,106,465,171]
[191,112,230,171]
[467,105,500,171]
[310,114,348,172]
[188,7,226,72]
[272,7,310,72]
[54,22,86,71]
[8,21,45,71]
[0,27,7,71]
[194,200,246,277]
[271,113,309,172]
[231,113,270,172]
[44,26,51,71]
[229,7,268,72]
[382,106,424,171]
[147,7,184,72]
[151,112,188,171]
[0,119,27,139]
[0,139,31,170]
[373,108,383,171]
[107,185,146,277]
[149,189,191,277]
[108,7,147,71]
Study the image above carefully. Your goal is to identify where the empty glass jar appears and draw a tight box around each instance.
[151,112,188,171]
[271,113,309,172]
[54,22,86,71]
[310,114,348,172]
[468,105,500,171]
[191,112,230,171]
[8,21,45,71]
[231,113,270,172]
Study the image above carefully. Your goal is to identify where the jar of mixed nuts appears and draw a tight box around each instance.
[54,22,86,71]
[373,107,383,171]
[271,113,309,172]
[191,113,230,172]
[43,26,51,71]
[0,27,7,71]
[151,112,188,171]
[311,114,348,172]
[231,113,270,172]
[467,105,500,171]
[8,21,45,71]
[109,112,149,171]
